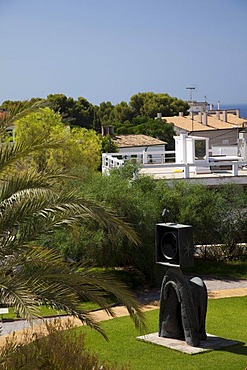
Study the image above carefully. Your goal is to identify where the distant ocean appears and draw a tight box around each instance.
[220,103,247,119]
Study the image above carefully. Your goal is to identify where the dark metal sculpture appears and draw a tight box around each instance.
[156,221,208,347]
[159,267,207,347]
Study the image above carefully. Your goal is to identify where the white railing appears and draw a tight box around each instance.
[102,150,175,166]
[102,153,124,174]
[140,161,247,178]
[102,152,247,179]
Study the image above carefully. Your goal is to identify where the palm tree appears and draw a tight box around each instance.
[0,106,146,338]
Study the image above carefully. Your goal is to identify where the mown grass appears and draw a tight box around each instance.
[80,296,247,370]
[0,306,66,320]
[1,301,99,321]
[184,258,247,279]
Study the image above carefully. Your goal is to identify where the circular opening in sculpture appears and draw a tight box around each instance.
[161,232,177,259]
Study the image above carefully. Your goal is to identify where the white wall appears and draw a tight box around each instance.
[119,145,166,154]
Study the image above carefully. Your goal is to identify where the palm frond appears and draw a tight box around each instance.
[0,187,140,251]
[0,171,65,202]
[0,110,145,338]
[0,138,65,175]
[0,246,146,337]
[0,100,46,128]
[0,276,40,320]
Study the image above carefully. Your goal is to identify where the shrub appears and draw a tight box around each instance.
[0,319,130,370]
[44,168,247,285]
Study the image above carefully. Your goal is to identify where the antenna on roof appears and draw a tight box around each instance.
[186,86,195,132]
[186,86,195,101]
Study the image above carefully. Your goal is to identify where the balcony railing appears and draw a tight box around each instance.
[102,151,247,179]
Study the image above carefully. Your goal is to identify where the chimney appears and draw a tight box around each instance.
[217,101,220,110]
[198,111,202,123]
[179,112,184,117]
[108,125,114,135]
[236,109,240,118]
[216,110,220,120]
[102,126,109,136]
[209,104,214,110]
[223,110,227,122]
[203,112,208,126]
[101,125,114,136]
[157,112,162,118]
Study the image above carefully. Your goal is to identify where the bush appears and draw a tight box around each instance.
[43,168,247,285]
[156,181,247,258]
[0,319,130,370]
[55,168,162,284]
[111,266,146,290]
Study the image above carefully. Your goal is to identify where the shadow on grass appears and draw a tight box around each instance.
[220,342,247,357]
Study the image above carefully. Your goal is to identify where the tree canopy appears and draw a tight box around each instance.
[46,94,101,131]
[129,92,189,118]
[14,107,102,171]
[1,91,188,132]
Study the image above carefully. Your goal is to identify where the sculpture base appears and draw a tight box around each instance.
[137,333,240,355]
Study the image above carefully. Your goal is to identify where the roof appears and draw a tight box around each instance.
[113,134,166,148]
[163,113,246,132]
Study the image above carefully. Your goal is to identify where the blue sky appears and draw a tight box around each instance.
[0,0,246,106]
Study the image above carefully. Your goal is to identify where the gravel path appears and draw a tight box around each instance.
[1,276,247,337]
[134,276,247,304]
[0,317,55,337]
[191,275,247,291]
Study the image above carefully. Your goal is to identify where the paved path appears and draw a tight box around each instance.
[0,277,247,347]
[135,276,247,304]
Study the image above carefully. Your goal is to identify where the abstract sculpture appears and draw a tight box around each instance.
[156,222,208,347]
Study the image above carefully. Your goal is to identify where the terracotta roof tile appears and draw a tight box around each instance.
[163,113,245,132]
[113,134,166,148]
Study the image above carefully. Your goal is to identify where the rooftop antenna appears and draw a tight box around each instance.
[186,86,195,132]
[186,86,195,101]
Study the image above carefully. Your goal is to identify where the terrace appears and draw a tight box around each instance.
[102,133,247,186]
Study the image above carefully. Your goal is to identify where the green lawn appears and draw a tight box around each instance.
[80,296,247,370]
[184,259,247,279]
[0,306,66,320]
[1,301,99,321]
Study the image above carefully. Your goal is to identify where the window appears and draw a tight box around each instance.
[195,140,206,160]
